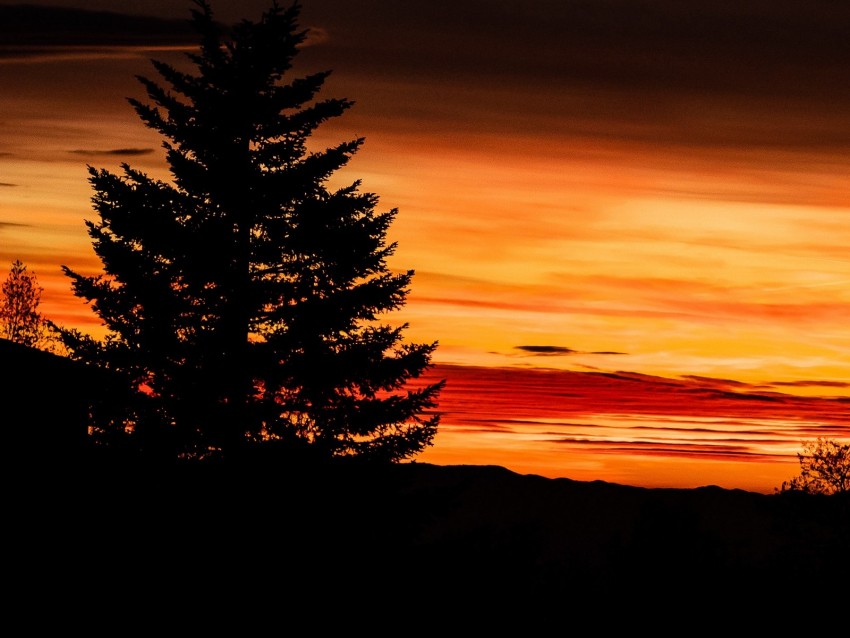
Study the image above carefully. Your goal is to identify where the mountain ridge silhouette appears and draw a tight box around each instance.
[4,338,847,610]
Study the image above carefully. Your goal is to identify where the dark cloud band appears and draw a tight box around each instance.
[515,345,577,355]
[515,345,627,356]
[0,5,197,49]
[69,148,154,157]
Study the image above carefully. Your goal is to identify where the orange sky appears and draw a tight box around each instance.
[2,0,850,492]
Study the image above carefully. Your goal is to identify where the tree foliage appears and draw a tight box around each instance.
[57,0,444,463]
[0,259,54,350]
[779,437,850,495]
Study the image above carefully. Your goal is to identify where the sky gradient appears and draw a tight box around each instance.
[2,0,850,492]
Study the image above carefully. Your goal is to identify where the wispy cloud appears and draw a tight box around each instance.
[302,26,330,47]
[681,375,755,389]
[302,0,850,158]
[69,148,154,157]
[770,379,850,389]
[515,345,626,357]
[417,363,850,491]
[515,345,577,355]
[0,5,196,45]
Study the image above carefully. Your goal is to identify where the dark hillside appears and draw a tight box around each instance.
[3,339,846,618]
[0,338,99,460]
[11,457,848,621]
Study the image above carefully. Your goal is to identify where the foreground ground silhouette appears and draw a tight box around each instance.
[4,334,847,620]
[11,451,848,622]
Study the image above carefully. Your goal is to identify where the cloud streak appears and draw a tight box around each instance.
[417,364,850,492]
[69,148,154,157]
[515,345,577,355]
[296,0,850,160]
[0,5,197,53]
[515,345,626,357]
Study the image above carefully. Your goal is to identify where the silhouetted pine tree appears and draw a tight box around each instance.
[58,0,444,463]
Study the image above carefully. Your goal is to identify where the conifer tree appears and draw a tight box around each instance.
[58,0,444,462]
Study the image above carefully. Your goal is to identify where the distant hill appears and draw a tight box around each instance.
[3,338,847,617]
[11,457,848,618]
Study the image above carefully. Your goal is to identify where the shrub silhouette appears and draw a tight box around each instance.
[0,259,56,351]
[779,437,850,495]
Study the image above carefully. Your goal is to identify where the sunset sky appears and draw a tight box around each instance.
[2,0,850,492]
